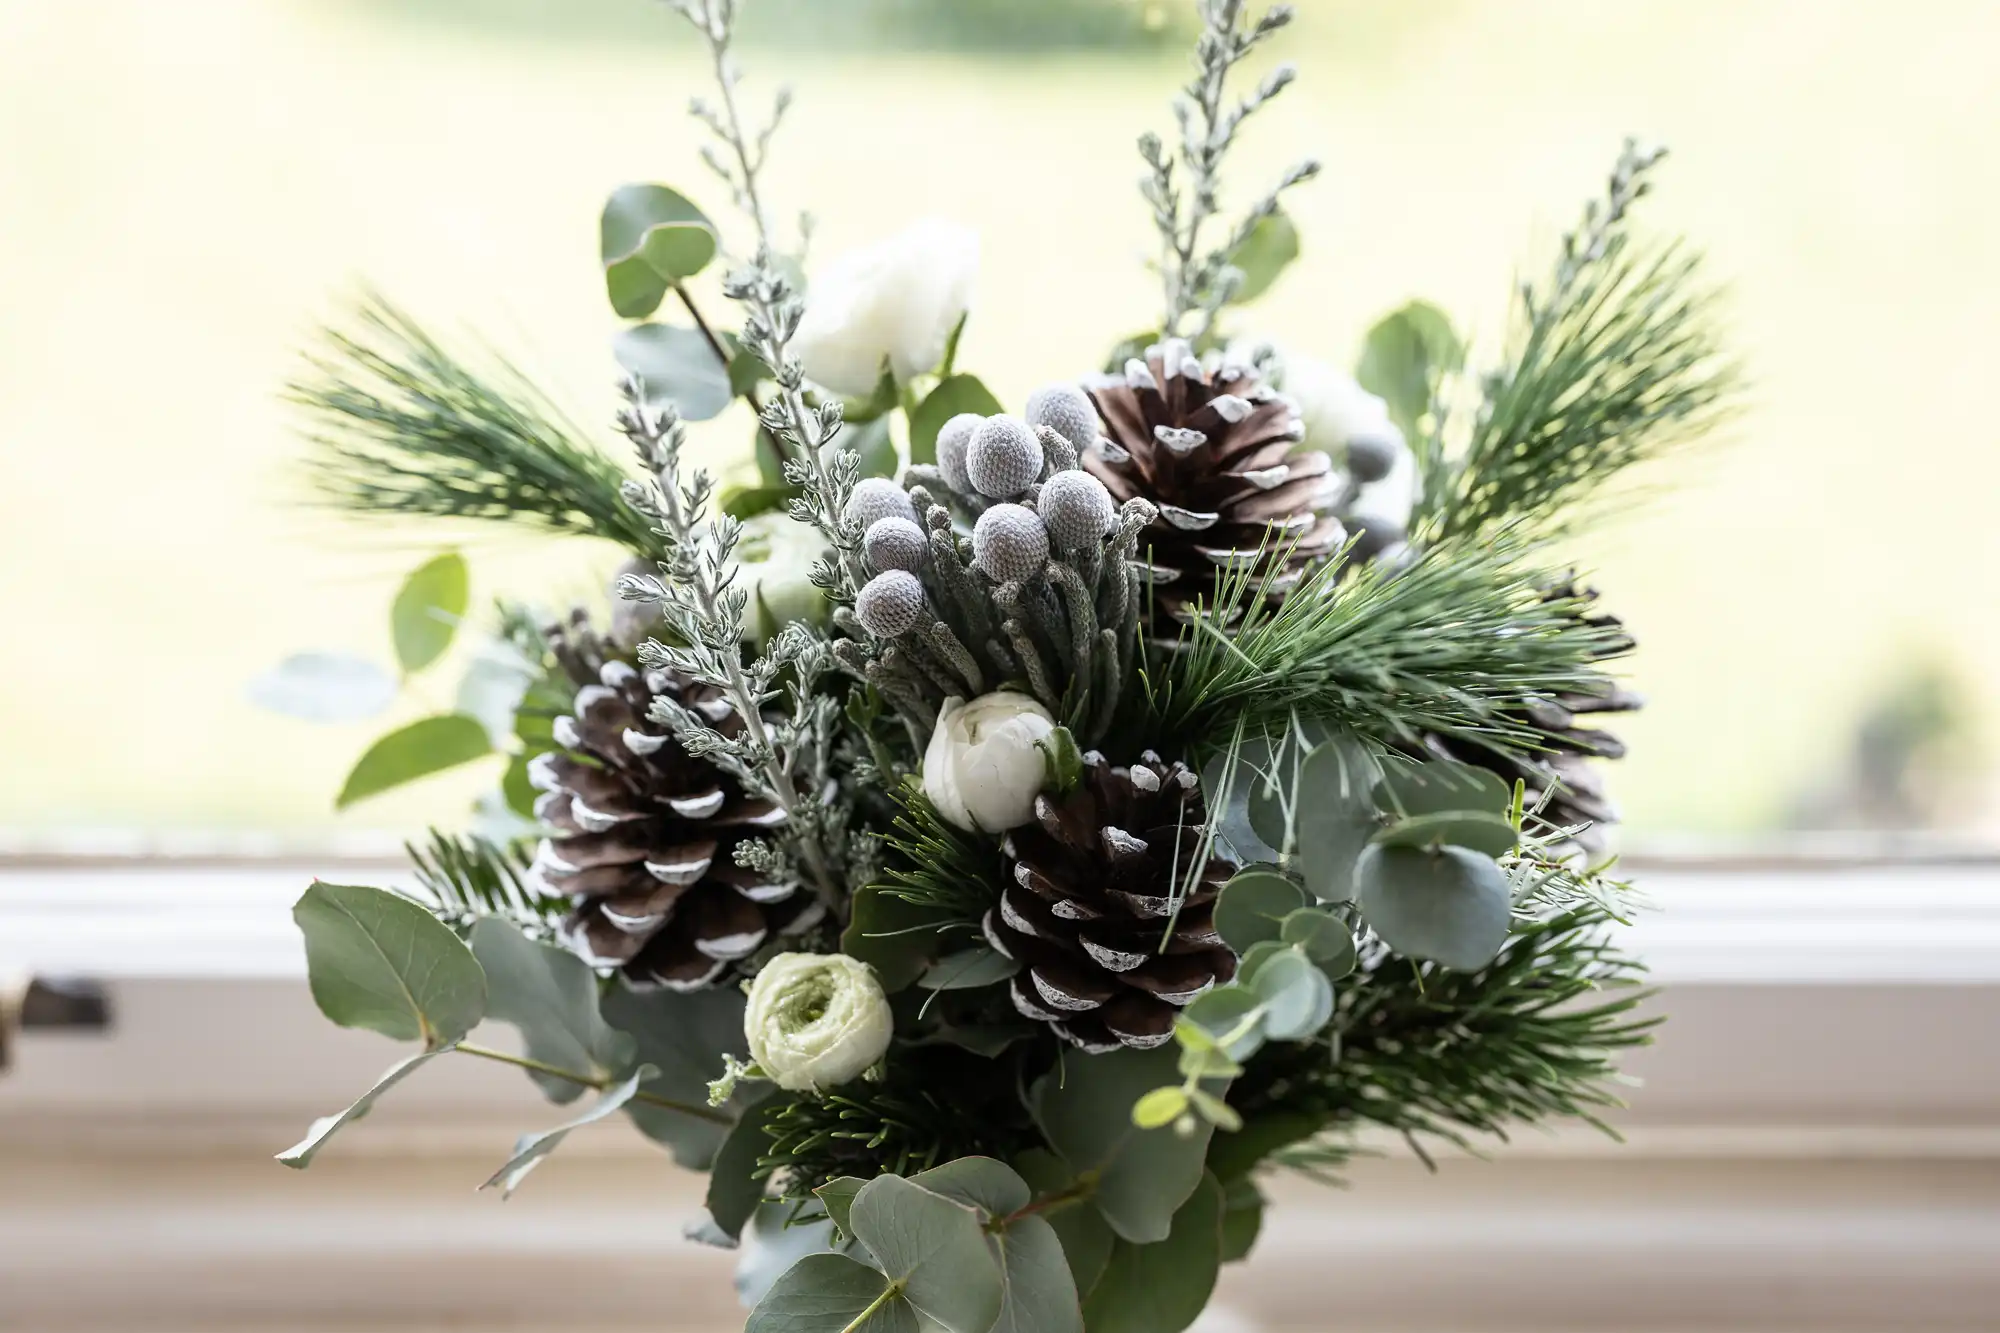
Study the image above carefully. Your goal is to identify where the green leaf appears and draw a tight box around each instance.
[1278,907,1357,975]
[613,323,733,422]
[1294,738,1384,903]
[501,751,540,818]
[389,550,469,674]
[705,1093,791,1240]
[903,1159,1085,1332]
[1132,1087,1189,1130]
[1185,1087,1242,1132]
[1373,808,1520,858]
[481,1065,653,1198]
[918,947,1021,991]
[600,184,717,318]
[841,887,960,993]
[275,1047,452,1168]
[1033,1047,1213,1245]
[603,985,751,1170]
[1080,1173,1225,1333]
[851,1175,1006,1333]
[1201,741,1282,865]
[1212,870,1306,953]
[910,1155,1033,1217]
[335,714,493,809]
[1245,947,1334,1041]
[815,1176,868,1237]
[469,918,635,1105]
[755,427,789,487]
[1218,1175,1263,1263]
[729,341,769,398]
[1180,985,1264,1060]
[1373,758,1515,820]
[1356,299,1462,441]
[1014,1149,1115,1299]
[1225,211,1300,304]
[1206,1109,1326,1182]
[848,414,898,480]
[247,652,398,723]
[747,1252,914,1333]
[293,881,486,1047]
[1355,843,1513,970]
[844,364,901,424]
[907,374,1004,466]
[721,483,796,521]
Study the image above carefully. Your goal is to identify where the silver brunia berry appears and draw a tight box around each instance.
[972,503,1050,583]
[966,415,1044,499]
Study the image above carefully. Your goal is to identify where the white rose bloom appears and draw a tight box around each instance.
[1349,440,1420,531]
[793,218,978,397]
[744,953,893,1093]
[736,511,830,643]
[923,691,1056,833]
[1282,352,1400,454]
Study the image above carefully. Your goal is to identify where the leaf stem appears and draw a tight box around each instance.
[991,1172,1098,1230]
[840,1280,906,1333]
[454,1042,733,1125]
[674,282,733,370]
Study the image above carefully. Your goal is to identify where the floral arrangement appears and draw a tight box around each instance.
[269,1,1735,1328]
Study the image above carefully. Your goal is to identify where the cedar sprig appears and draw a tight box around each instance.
[1425,141,1740,539]
[291,298,659,556]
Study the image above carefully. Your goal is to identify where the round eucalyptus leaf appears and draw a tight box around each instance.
[1212,871,1306,953]
[1225,210,1300,305]
[908,373,1004,466]
[1294,738,1383,903]
[613,323,733,422]
[1180,983,1264,1059]
[247,653,397,724]
[601,184,718,318]
[1373,808,1519,858]
[1355,843,1512,971]
[1278,907,1357,971]
[1199,745,1280,864]
[1373,757,1514,820]
[1133,1086,1190,1130]
[293,882,486,1048]
[1246,947,1334,1041]
[390,550,469,674]
[335,714,494,809]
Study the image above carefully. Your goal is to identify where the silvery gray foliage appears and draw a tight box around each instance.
[834,393,1154,744]
[1141,0,1321,341]
[611,382,853,909]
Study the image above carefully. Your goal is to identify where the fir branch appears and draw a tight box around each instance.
[291,298,659,556]
[1142,0,1320,338]
[1235,907,1656,1169]
[1427,142,1740,540]
[407,831,566,937]
[876,784,1007,921]
[1149,532,1632,762]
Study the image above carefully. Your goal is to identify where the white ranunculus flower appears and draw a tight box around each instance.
[793,218,978,397]
[744,952,893,1093]
[736,511,830,643]
[923,691,1056,833]
[1282,352,1400,453]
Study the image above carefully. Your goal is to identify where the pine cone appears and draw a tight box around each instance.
[1418,580,1641,858]
[528,613,809,990]
[985,751,1239,1052]
[1085,338,1342,621]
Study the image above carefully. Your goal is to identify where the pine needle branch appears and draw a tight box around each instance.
[1150,531,1632,762]
[291,297,662,557]
[1426,141,1740,540]
[407,831,567,937]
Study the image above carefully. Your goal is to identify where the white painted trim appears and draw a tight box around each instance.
[6,853,2000,983]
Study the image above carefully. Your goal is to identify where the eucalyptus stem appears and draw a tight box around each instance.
[455,1042,733,1125]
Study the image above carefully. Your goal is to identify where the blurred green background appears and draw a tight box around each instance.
[2,0,1995,843]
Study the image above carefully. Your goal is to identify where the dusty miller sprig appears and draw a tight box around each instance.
[613,385,845,907]
[1142,0,1320,341]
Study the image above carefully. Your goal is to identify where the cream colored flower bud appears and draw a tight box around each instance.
[792,218,979,397]
[922,691,1056,833]
[744,953,894,1094]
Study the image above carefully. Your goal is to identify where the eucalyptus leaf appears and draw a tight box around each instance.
[1132,1087,1189,1130]
[1212,870,1306,953]
[908,1154,1031,1218]
[335,714,494,809]
[275,1047,452,1169]
[1079,1173,1225,1333]
[501,752,540,819]
[842,887,960,993]
[605,984,752,1170]
[735,1203,839,1308]
[851,1174,1006,1333]
[601,184,717,318]
[613,323,733,422]
[706,1093,792,1240]
[1278,907,1357,975]
[1246,947,1334,1041]
[481,1065,653,1198]
[848,414,898,480]
[1355,843,1513,970]
[390,550,469,674]
[918,947,1021,991]
[1356,299,1462,441]
[1014,1148,1114,1299]
[1186,1087,1242,1132]
[1218,1175,1264,1263]
[1225,210,1300,304]
[908,373,1004,466]
[1373,808,1520,858]
[1373,757,1514,819]
[721,484,797,521]
[746,1252,912,1333]
[455,642,538,746]
[1206,1109,1326,1183]
[1295,737,1384,902]
[989,1214,1085,1333]
[1200,740,1281,864]
[1179,985,1264,1060]
[815,1176,868,1237]
[247,652,398,723]
[293,881,486,1047]
[1032,1046,1213,1244]
[469,918,635,1104]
